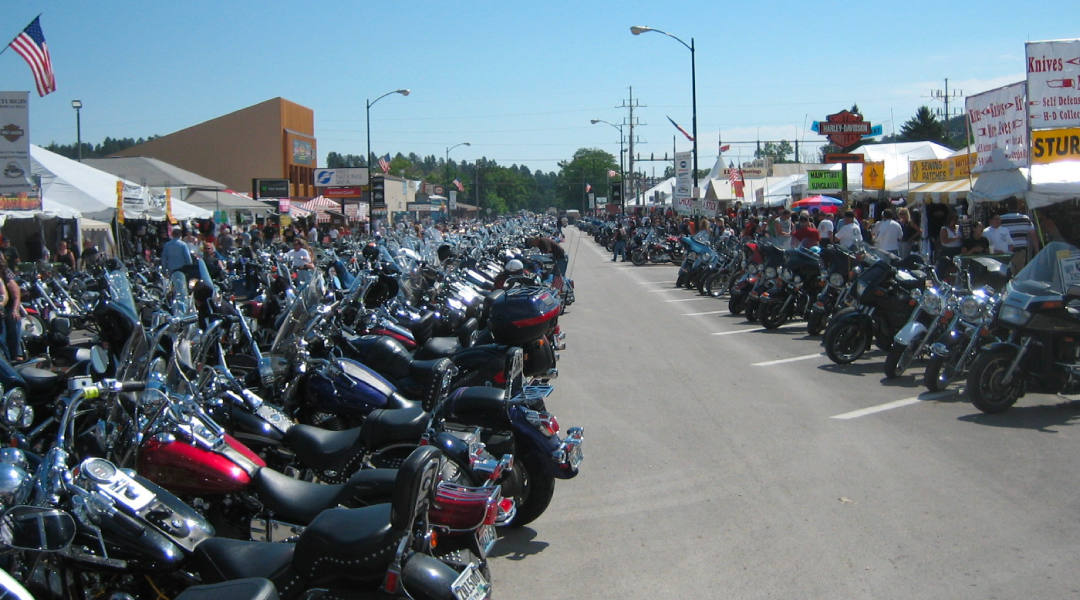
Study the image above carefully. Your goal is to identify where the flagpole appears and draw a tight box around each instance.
[0,14,41,58]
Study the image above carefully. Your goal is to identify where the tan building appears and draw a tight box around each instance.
[111,97,317,199]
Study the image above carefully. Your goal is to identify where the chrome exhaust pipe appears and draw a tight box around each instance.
[544,368,559,379]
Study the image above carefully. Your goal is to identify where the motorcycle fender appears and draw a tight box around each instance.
[831,310,874,335]
[980,340,1022,355]
[508,405,578,479]
[894,321,927,346]
[399,553,471,600]
[761,286,787,304]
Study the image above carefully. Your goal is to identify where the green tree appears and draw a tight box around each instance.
[898,106,948,145]
[754,140,795,163]
[555,148,618,211]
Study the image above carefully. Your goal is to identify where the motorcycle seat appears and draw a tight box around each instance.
[174,578,279,600]
[447,386,506,419]
[14,365,60,394]
[360,406,430,451]
[193,536,298,585]
[417,336,463,359]
[294,505,401,583]
[286,425,363,466]
[253,467,398,524]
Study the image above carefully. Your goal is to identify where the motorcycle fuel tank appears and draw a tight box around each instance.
[303,358,398,416]
[137,435,265,495]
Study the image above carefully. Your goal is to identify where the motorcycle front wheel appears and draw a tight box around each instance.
[631,250,646,266]
[704,272,730,298]
[824,320,869,364]
[924,352,961,392]
[967,347,1024,413]
[744,298,760,323]
[675,271,688,288]
[884,333,924,379]
[728,292,747,315]
[806,311,826,336]
[760,302,788,330]
[502,452,556,528]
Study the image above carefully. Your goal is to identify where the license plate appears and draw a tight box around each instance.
[452,563,491,600]
[478,524,497,556]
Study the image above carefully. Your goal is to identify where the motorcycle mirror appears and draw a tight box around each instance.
[90,345,109,375]
[1,506,76,552]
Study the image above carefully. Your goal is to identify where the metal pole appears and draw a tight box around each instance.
[690,37,698,196]
[365,98,372,168]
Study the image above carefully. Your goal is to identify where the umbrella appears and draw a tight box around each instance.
[791,195,843,213]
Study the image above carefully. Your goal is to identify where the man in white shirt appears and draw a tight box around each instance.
[873,209,903,254]
[816,213,834,247]
[834,210,863,248]
[984,214,1013,255]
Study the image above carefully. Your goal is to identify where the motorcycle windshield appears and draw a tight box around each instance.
[1010,241,1080,296]
[271,270,327,355]
[104,267,138,324]
[115,322,150,382]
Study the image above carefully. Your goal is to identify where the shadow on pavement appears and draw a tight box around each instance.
[958,397,1080,433]
[489,527,549,561]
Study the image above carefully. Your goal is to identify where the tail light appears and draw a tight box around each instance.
[429,483,501,532]
[525,410,559,436]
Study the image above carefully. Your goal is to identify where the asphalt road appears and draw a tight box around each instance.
[491,225,1080,599]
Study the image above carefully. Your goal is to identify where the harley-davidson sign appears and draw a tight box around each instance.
[818,110,872,149]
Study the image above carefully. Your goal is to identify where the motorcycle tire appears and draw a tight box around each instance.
[605,239,615,252]
[21,313,45,338]
[760,302,788,330]
[675,272,688,288]
[806,311,825,336]
[503,451,556,528]
[631,250,646,266]
[884,333,923,379]
[924,353,961,393]
[728,292,747,315]
[744,298,760,323]
[704,272,730,298]
[967,347,1024,414]
[824,319,870,365]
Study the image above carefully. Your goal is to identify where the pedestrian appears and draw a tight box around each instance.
[611,222,627,262]
[161,228,193,274]
[897,207,922,258]
[999,210,1039,272]
[983,214,1013,255]
[770,210,793,248]
[55,240,76,272]
[834,210,863,248]
[873,209,903,254]
[939,213,963,258]
[791,214,820,248]
[526,235,568,277]
[816,213,834,248]
[0,256,22,363]
[0,237,18,267]
[287,238,314,284]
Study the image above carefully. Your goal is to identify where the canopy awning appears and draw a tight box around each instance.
[909,178,975,203]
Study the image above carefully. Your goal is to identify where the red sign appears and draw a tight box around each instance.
[324,187,362,198]
[825,153,865,164]
[819,110,872,149]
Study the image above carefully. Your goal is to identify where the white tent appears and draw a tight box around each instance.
[849,142,955,197]
[31,145,210,221]
[631,177,675,206]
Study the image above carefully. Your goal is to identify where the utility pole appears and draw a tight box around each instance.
[619,87,644,208]
[929,78,964,145]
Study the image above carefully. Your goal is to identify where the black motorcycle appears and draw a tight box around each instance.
[966,242,1080,413]
[756,246,825,330]
[806,244,861,336]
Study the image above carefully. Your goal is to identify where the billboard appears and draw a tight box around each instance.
[0,92,32,195]
[966,81,1028,172]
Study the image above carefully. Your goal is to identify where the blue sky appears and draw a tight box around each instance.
[2,1,1077,178]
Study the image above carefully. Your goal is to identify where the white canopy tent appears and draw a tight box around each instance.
[31,145,210,221]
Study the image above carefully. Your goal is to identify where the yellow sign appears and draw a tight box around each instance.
[1031,127,1080,164]
[910,155,975,183]
[115,181,124,224]
[862,161,885,190]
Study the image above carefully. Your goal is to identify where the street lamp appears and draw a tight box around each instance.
[591,119,625,210]
[445,142,471,185]
[71,100,82,162]
[366,89,410,169]
[631,26,698,194]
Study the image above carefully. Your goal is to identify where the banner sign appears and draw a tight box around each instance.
[702,199,719,218]
[721,167,767,179]
[966,81,1028,172]
[314,168,369,187]
[815,110,873,149]
[0,92,32,196]
[1026,39,1080,129]
[862,161,885,190]
[254,178,290,199]
[807,170,843,190]
[910,155,975,182]
[0,193,39,210]
[323,186,362,198]
[121,183,166,220]
[449,190,457,210]
[825,153,864,164]
[406,202,433,212]
[1031,127,1080,164]
[674,150,693,210]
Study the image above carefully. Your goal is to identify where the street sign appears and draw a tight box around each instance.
[253,178,290,199]
[862,161,885,190]
[825,153,864,164]
[807,170,843,190]
[324,187,362,198]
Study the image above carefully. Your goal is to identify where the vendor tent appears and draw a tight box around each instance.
[31,145,210,221]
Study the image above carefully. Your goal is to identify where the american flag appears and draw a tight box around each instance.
[9,17,56,97]
[453,178,464,192]
[728,161,741,185]
[607,169,618,178]
[585,183,592,193]
[719,144,731,153]
[378,154,391,173]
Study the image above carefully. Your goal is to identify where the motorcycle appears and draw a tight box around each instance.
[675,233,712,289]
[756,246,824,330]
[966,242,1080,413]
[883,269,952,379]
[630,230,682,266]
[727,240,764,315]
[806,244,861,336]
[743,243,787,323]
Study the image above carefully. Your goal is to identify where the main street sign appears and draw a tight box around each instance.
[818,110,873,149]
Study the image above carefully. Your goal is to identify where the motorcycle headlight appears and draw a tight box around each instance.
[855,280,868,298]
[781,268,793,282]
[959,295,985,322]
[794,275,803,284]
[998,304,1032,326]
[828,273,845,288]
[765,267,777,279]
[1,388,30,429]
[921,290,943,316]
[748,264,760,275]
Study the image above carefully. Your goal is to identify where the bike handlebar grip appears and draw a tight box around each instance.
[120,381,147,392]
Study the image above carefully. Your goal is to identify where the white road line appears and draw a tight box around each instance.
[710,322,803,336]
[830,391,959,420]
[683,310,729,316]
[752,353,824,366]
[639,280,677,284]
[649,289,680,293]
[664,298,713,303]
